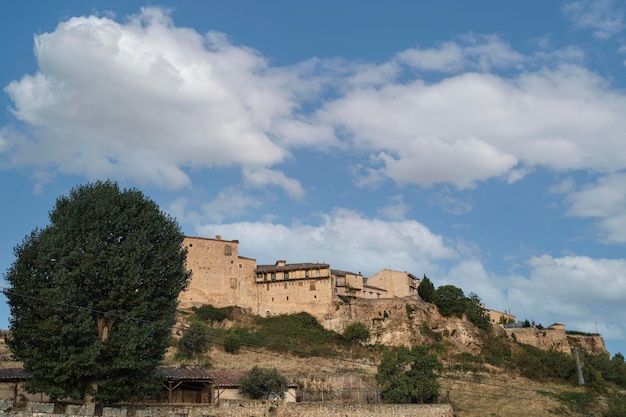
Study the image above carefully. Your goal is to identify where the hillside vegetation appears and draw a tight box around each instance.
[168,303,626,417]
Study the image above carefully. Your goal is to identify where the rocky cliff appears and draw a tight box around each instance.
[326,297,484,354]
[325,297,608,357]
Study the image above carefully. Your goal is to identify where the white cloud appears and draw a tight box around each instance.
[378,194,409,220]
[441,254,626,343]
[428,187,473,215]
[242,167,305,200]
[564,173,626,243]
[310,63,626,188]
[4,7,298,189]
[563,0,624,39]
[6,8,626,211]
[396,35,524,73]
[196,208,457,276]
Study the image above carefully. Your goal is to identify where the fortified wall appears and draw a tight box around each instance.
[504,328,607,355]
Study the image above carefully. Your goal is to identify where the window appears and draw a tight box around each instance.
[284,283,288,289]
[316,269,320,276]
[224,245,232,256]
[284,271,289,279]
[305,270,310,278]
[271,273,276,281]
[239,263,243,269]
[286,296,289,301]
[310,281,316,291]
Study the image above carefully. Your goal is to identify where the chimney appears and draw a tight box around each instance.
[215,235,221,240]
[276,260,286,267]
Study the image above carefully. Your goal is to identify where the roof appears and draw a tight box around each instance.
[0,367,31,382]
[331,269,361,277]
[159,365,213,381]
[255,262,329,273]
[206,370,246,387]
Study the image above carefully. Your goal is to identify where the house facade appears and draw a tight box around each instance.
[179,235,422,323]
[366,269,419,298]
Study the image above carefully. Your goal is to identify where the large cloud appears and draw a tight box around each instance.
[562,173,626,243]
[196,208,458,276]
[4,8,299,190]
[310,62,626,188]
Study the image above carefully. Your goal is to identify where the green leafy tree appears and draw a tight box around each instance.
[239,366,287,399]
[466,293,491,331]
[418,274,435,303]
[223,334,241,354]
[343,321,371,345]
[376,345,442,404]
[433,285,466,317]
[3,181,190,405]
[178,321,211,363]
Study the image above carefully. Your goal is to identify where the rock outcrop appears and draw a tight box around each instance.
[326,297,484,354]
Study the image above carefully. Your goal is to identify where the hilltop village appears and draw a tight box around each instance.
[178,235,607,356]
[179,235,511,327]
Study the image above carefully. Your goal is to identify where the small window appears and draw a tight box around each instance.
[316,269,320,275]
[224,245,232,256]
[239,263,243,269]
[284,271,289,279]
[257,273,263,279]
[286,296,289,301]
[305,270,310,278]
[271,273,276,281]
[314,295,317,299]
[310,281,316,291]
[189,243,193,247]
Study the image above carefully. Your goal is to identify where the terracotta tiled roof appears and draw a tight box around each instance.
[206,370,246,387]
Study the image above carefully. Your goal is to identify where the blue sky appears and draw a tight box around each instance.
[2,1,626,357]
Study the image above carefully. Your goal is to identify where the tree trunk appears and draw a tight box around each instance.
[84,316,115,407]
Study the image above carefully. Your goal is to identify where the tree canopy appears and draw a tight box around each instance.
[418,274,435,303]
[177,321,211,364]
[376,345,442,404]
[3,181,190,405]
[343,321,371,345]
[433,285,467,318]
[239,366,288,400]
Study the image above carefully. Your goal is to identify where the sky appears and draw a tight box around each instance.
[1,1,626,356]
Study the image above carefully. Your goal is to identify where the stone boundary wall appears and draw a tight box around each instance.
[0,401,453,417]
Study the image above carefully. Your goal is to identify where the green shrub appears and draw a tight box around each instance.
[192,304,233,322]
[223,334,241,354]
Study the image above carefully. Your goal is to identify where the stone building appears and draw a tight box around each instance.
[366,269,419,298]
[254,260,334,320]
[178,236,256,310]
[487,309,516,325]
[178,235,422,323]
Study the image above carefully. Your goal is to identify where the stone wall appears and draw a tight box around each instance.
[505,328,607,355]
[0,401,453,417]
